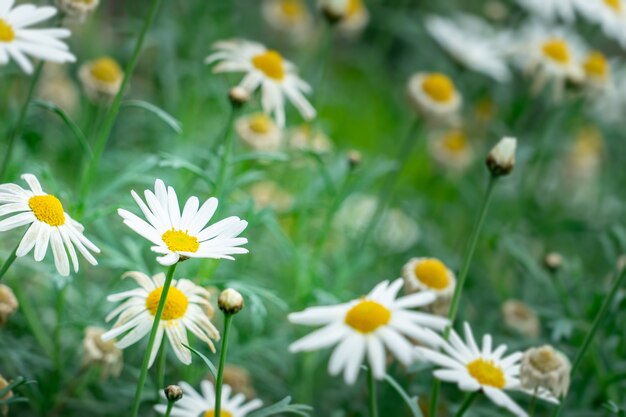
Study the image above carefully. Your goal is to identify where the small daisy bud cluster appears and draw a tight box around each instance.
[520,345,571,398]
[0,284,18,327]
[219,289,244,315]
[56,0,100,21]
[486,137,517,177]
[164,385,184,402]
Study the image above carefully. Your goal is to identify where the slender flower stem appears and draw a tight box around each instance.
[213,106,239,199]
[78,0,163,212]
[0,62,44,180]
[367,366,379,417]
[214,313,234,417]
[527,388,538,416]
[454,392,479,417]
[163,401,174,417]
[130,263,178,417]
[551,265,626,417]
[0,241,19,282]
[156,341,167,398]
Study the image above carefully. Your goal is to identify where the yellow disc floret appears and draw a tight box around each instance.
[345,300,391,333]
[421,73,456,103]
[90,57,123,84]
[441,130,468,154]
[542,39,571,64]
[28,195,66,227]
[204,411,233,417]
[414,259,450,290]
[162,229,200,253]
[145,286,189,320]
[0,19,15,43]
[604,0,622,13]
[252,50,285,80]
[248,113,274,134]
[584,51,609,79]
[347,0,363,17]
[280,0,304,19]
[467,358,506,388]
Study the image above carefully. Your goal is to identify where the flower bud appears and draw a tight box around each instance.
[229,87,250,108]
[543,252,563,273]
[164,385,183,402]
[520,345,571,398]
[0,284,18,327]
[218,289,244,315]
[347,150,362,169]
[319,0,349,23]
[486,137,516,177]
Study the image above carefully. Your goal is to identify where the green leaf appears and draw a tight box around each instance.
[384,373,424,417]
[122,100,182,134]
[247,396,313,417]
[183,343,218,379]
[0,376,34,399]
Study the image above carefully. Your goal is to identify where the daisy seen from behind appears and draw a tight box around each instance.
[0,173,99,276]
[0,0,75,74]
[289,278,449,385]
[101,271,220,367]
[117,179,249,266]
[205,39,316,127]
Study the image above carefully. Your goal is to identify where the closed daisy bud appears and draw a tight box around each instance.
[402,257,455,316]
[82,326,123,379]
[336,0,369,38]
[235,113,283,152]
[164,385,183,402]
[0,284,18,327]
[56,0,99,21]
[319,0,349,23]
[0,375,12,417]
[543,252,563,273]
[521,345,571,398]
[219,289,244,315]
[229,86,250,107]
[347,150,362,169]
[502,300,540,339]
[407,72,462,123]
[486,136,516,176]
[79,57,124,104]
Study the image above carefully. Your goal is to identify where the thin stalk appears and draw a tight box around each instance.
[0,62,44,180]
[213,106,239,199]
[214,313,234,417]
[454,392,479,417]
[163,401,174,417]
[367,366,379,417]
[156,340,167,398]
[130,263,178,417]
[12,283,55,359]
[54,285,68,375]
[550,270,574,318]
[527,388,538,416]
[0,241,19,281]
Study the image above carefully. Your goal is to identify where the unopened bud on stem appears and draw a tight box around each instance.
[164,385,183,402]
[218,289,244,315]
[229,87,250,108]
[486,137,517,177]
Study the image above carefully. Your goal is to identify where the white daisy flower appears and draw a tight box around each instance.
[336,0,369,38]
[0,0,76,74]
[0,174,100,277]
[575,0,626,48]
[406,72,462,122]
[582,50,612,90]
[205,39,316,127]
[261,0,313,43]
[512,0,577,22]
[235,112,283,152]
[416,322,557,417]
[78,56,124,104]
[427,129,475,171]
[155,380,262,417]
[402,257,456,299]
[101,271,220,367]
[117,179,249,266]
[425,14,511,82]
[289,279,449,385]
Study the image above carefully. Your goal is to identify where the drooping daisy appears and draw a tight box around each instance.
[512,0,577,22]
[235,112,283,152]
[155,380,262,417]
[261,0,313,43]
[0,1,75,74]
[101,271,220,367]
[205,39,316,127]
[402,257,456,316]
[416,322,556,417]
[289,279,448,385]
[79,56,124,104]
[406,72,462,122]
[425,14,511,82]
[0,174,100,276]
[427,129,475,171]
[575,0,626,48]
[117,179,248,266]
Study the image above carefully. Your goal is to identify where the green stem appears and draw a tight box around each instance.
[78,0,163,212]
[550,270,574,318]
[214,313,234,417]
[54,285,68,375]
[367,366,379,417]
[12,282,55,359]
[0,241,19,281]
[156,340,167,398]
[130,263,178,417]
[213,106,239,199]
[527,388,538,416]
[163,401,174,417]
[454,392,479,417]
[0,62,44,180]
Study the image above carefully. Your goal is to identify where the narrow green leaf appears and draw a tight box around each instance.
[183,343,218,378]
[384,373,424,417]
[247,396,313,417]
[122,100,182,134]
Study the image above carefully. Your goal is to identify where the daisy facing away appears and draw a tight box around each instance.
[155,380,262,417]
[205,39,316,127]
[101,271,220,367]
[0,174,100,276]
[0,0,76,74]
[117,179,249,266]
[288,279,449,385]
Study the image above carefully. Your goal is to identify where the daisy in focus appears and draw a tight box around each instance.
[205,39,316,127]
[407,72,462,122]
[101,271,220,367]
[575,0,626,48]
[117,179,248,266]
[0,1,75,74]
[155,380,262,417]
[0,174,100,276]
[261,0,313,43]
[512,0,577,22]
[289,279,449,385]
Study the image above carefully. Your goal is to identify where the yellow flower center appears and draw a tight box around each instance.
[441,130,468,154]
[347,0,363,17]
[252,50,285,81]
[0,19,15,43]
[529,347,562,373]
[204,411,233,417]
[345,300,391,333]
[604,0,622,12]
[467,358,506,388]
[280,0,304,19]
[574,127,603,155]
[541,39,571,64]
[421,73,456,103]
[90,57,122,83]
[162,229,200,253]
[414,259,450,290]
[28,195,66,227]
[145,286,189,320]
[248,113,274,134]
[584,51,609,79]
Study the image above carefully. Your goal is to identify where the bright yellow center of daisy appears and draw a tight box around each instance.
[249,113,273,134]
[0,19,15,42]
[145,286,189,320]
[280,0,304,19]
[347,0,363,16]
[541,39,571,64]
[252,50,285,80]
[422,73,456,103]
[345,300,391,333]
[90,57,122,83]
[467,358,506,388]
[441,130,468,154]
[162,229,200,253]
[604,0,622,12]
[204,411,233,417]
[584,51,609,79]
[414,259,450,290]
[28,195,66,226]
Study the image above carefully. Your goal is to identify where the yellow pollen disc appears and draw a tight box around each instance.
[0,19,15,43]
[28,195,66,227]
[248,113,274,134]
[605,0,622,12]
[414,259,450,290]
[90,57,122,83]
[345,300,391,333]
[584,51,609,79]
[421,73,456,103]
[441,130,468,154]
[541,39,571,64]
[162,229,200,253]
[467,358,506,388]
[145,286,189,320]
[280,0,304,19]
[204,411,233,417]
[347,0,363,16]
[252,50,285,81]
